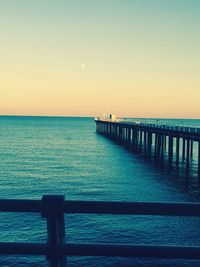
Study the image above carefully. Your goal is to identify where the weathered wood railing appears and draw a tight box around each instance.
[1,195,200,266]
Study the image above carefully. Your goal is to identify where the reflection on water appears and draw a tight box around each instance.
[103,131,200,198]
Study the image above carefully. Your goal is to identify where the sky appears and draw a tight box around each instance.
[0,0,200,118]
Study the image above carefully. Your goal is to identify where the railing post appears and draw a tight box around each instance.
[42,195,67,267]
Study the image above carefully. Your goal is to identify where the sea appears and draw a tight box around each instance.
[0,116,200,267]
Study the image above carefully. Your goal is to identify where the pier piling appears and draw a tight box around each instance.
[95,118,200,176]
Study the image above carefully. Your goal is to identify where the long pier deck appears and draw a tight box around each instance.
[95,118,200,175]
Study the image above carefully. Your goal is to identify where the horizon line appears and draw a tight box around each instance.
[0,114,199,120]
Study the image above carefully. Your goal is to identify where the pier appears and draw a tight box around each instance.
[95,118,200,175]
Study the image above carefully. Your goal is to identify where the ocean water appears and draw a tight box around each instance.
[0,116,200,266]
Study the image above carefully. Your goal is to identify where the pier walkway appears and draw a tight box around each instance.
[95,118,200,175]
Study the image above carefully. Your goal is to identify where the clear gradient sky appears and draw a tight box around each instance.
[0,0,200,118]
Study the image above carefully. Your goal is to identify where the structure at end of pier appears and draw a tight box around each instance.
[95,114,117,122]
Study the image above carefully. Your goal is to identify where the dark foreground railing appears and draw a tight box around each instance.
[1,195,200,266]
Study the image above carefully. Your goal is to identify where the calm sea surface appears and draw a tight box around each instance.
[0,116,200,266]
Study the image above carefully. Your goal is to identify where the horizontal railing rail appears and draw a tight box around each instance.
[0,195,200,266]
[63,200,200,216]
[1,199,200,216]
[0,199,41,212]
[1,242,200,260]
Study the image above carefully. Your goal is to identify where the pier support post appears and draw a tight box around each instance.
[168,135,173,161]
[124,128,127,143]
[123,128,126,142]
[190,140,193,157]
[119,126,122,142]
[176,137,180,164]
[131,129,135,149]
[154,134,158,157]
[157,134,161,157]
[117,126,119,141]
[147,132,152,154]
[127,128,131,147]
[132,129,138,151]
[140,130,143,149]
[160,135,164,158]
[182,138,186,161]
[186,139,191,172]
[42,195,66,267]
[198,142,200,176]
[109,124,111,135]
[124,128,126,142]
[144,131,147,152]
[121,127,123,143]
[163,135,166,150]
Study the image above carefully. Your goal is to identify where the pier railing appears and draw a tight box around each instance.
[1,195,200,266]
[95,118,200,136]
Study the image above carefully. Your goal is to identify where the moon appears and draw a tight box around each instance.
[81,63,86,69]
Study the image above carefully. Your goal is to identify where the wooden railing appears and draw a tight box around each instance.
[1,195,200,266]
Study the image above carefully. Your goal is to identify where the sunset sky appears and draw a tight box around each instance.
[0,0,200,118]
